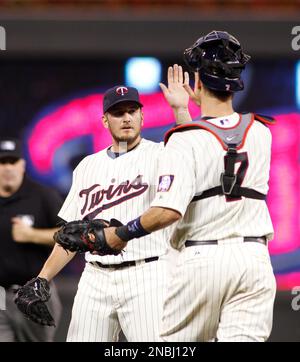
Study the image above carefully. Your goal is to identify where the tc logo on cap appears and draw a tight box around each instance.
[116,86,129,96]
[0,140,16,151]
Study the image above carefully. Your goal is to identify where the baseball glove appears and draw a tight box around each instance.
[14,277,55,327]
[53,219,92,253]
[54,218,124,255]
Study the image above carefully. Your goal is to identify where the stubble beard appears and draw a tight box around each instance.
[112,131,141,152]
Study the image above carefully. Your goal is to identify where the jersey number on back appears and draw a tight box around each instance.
[224,152,249,202]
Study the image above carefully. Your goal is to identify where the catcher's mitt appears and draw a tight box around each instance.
[14,277,55,327]
[54,218,124,255]
[53,219,92,253]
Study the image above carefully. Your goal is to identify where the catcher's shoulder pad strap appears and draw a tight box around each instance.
[164,113,257,150]
[164,123,199,145]
[254,113,276,125]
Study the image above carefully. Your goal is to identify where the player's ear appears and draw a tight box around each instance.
[19,158,26,173]
[196,79,204,103]
[102,114,109,129]
[197,76,202,90]
[140,108,144,126]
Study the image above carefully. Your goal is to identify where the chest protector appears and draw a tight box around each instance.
[164,113,275,202]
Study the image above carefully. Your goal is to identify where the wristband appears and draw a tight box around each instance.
[115,217,150,242]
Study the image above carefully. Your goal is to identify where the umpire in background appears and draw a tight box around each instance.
[0,137,63,342]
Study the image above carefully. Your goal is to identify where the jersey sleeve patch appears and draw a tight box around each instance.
[157,175,174,192]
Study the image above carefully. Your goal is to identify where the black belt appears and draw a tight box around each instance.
[90,256,159,269]
[185,236,267,247]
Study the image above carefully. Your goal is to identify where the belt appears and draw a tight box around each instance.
[90,256,159,269]
[185,236,267,247]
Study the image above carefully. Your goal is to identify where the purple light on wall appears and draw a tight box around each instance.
[276,272,300,290]
[28,94,107,173]
[268,113,300,255]
[28,92,200,173]
[25,92,300,285]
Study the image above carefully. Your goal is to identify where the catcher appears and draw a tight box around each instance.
[14,218,123,326]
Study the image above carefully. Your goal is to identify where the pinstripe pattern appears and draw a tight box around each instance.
[151,117,274,249]
[152,113,276,342]
[160,240,276,342]
[67,258,168,342]
[59,139,168,262]
[59,138,172,341]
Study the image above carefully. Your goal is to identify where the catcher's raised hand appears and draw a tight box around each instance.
[159,64,190,110]
[14,277,55,327]
[183,71,201,106]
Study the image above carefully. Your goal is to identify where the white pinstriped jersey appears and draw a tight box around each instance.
[58,138,168,263]
[151,112,274,250]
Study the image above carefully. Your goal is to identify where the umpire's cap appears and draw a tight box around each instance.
[103,86,143,113]
[183,30,251,92]
[0,138,22,160]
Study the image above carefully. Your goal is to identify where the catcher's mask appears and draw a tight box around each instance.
[183,30,251,92]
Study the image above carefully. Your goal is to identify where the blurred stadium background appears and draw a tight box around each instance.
[0,0,300,341]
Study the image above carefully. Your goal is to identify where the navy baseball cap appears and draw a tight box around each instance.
[103,86,143,113]
[0,138,22,160]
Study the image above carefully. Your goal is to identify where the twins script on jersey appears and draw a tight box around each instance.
[58,139,168,263]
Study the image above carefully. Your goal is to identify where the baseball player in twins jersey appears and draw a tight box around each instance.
[35,65,191,341]
[60,138,168,342]
[104,31,277,342]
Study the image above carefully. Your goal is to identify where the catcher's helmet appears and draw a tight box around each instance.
[183,30,251,92]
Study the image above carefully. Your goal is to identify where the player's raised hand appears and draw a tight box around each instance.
[183,72,201,106]
[159,64,190,110]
